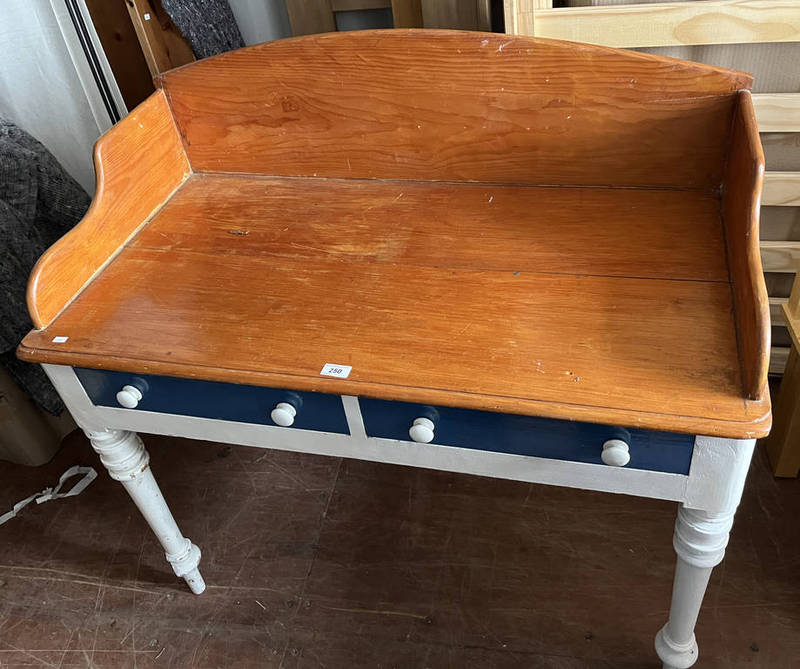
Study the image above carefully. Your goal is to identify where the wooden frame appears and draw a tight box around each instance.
[509,0,800,48]
[504,0,800,42]
[752,93,800,132]
[125,0,194,76]
[766,272,800,475]
[504,0,800,378]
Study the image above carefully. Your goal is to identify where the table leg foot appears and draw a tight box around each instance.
[165,537,206,595]
[87,428,206,594]
[655,622,699,669]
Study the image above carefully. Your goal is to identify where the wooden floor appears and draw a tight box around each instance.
[0,428,798,668]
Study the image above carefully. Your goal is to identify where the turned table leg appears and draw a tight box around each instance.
[655,507,733,668]
[655,437,755,668]
[87,429,206,594]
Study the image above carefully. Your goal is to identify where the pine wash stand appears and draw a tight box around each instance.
[19,30,771,668]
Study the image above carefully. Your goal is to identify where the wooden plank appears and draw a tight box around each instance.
[391,0,423,27]
[19,205,768,437]
[783,273,800,354]
[504,0,519,33]
[25,91,189,329]
[786,271,800,320]
[160,30,749,189]
[770,346,790,375]
[131,175,729,282]
[722,91,770,401]
[84,0,154,109]
[770,297,788,326]
[530,1,800,48]
[331,0,390,11]
[504,1,551,36]
[762,171,800,206]
[760,240,800,272]
[767,346,800,476]
[285,0,336,35]
[753,93,800,132]
[125,0,194,77]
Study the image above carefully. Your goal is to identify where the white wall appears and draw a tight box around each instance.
[0,0,295,194]
[0,0,118,193]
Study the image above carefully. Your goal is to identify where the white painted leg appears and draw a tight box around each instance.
[655,507,733,668]
[655,437,756,668]
[87,429,206,594]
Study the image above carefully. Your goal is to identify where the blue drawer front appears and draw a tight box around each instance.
[359,398,693,474]
[75,368,350,434]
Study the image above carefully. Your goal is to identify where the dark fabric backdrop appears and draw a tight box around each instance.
[0,119,90,414]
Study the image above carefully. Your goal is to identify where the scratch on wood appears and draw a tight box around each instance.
[290,242,332,254]
[0,572,164,597]
[2,642,59,668]
[120,622,139,646]
[318,605,430,620]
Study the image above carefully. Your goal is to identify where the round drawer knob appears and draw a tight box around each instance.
[409,417,435,443]
[271,402,297,427]
[601,438,631,467]
[116,385,143,409]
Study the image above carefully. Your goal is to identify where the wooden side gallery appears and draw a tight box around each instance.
[19,31,770,438]
[16,31,771,667]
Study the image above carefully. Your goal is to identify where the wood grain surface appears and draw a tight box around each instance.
[130,174,729,282]
[762,172,800,207]
[83,0,155,109]
[721,91,770,402]
[760,240,800,272]
[20,175,770,438]
[530,0,800,49]
[26,91,190,329]
[159,30,749,190]
[20,31,771,437]
[752,92,800,132]
[766,347,800,476]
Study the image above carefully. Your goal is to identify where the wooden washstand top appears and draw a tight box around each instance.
[18,30,771,439]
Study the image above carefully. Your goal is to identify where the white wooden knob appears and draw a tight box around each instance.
[601,438,631,467]
[409,417,435,443]
[271,402,297,427]
[116,385,143,409]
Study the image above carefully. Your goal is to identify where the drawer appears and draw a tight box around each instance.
[359,398,693,475]
[75,368,350,434]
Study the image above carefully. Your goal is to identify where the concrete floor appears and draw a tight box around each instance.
[0,427,798,668]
